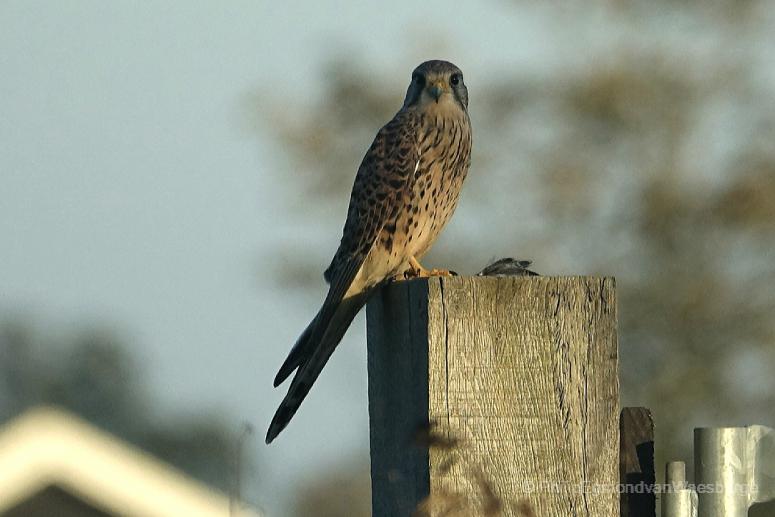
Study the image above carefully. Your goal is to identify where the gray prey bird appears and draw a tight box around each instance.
[267,60,472,443]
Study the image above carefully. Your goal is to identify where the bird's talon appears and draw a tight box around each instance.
[403,268,420,279]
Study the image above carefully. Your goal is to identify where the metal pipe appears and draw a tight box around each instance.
[694,425,775,516]
[748,425,775,505]
[662,461,697,517]
[695,427,748,516]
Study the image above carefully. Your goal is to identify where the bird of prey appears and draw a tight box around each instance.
[267,60,472,443]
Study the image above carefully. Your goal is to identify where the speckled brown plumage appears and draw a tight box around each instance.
[267,60,472,443]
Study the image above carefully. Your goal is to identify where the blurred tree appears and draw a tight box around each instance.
[250,0,775,502]
[0,319,253,494]
[292,459,370,517]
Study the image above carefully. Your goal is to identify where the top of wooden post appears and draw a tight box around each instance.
[367,276,619,517]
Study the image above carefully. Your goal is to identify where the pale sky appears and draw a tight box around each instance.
[2,1,773,515]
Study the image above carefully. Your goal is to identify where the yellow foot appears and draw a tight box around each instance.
[404,256,456,279]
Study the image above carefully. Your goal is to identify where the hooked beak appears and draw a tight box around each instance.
[428,81,445,102]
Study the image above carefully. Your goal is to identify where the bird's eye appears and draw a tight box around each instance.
[450,74,461,86]
[412,73,424,85]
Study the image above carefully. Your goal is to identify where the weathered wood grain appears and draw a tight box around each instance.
[366,276,619,517]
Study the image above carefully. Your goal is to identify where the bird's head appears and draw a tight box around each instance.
[402,60,468,112]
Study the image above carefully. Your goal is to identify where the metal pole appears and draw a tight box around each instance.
[661,461,697,517]
[694,425,775,516]
[695,427,749,516]
[748,425,775,505]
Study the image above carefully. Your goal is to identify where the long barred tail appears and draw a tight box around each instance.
[266,291,369,443]
[273,310,320,388]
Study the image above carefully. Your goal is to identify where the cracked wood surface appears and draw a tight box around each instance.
[366,276,619,517]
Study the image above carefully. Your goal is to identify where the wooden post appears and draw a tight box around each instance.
[366,276,619,517]
[619,407,656,517]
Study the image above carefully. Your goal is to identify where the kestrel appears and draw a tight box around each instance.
[267,60,472,443]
